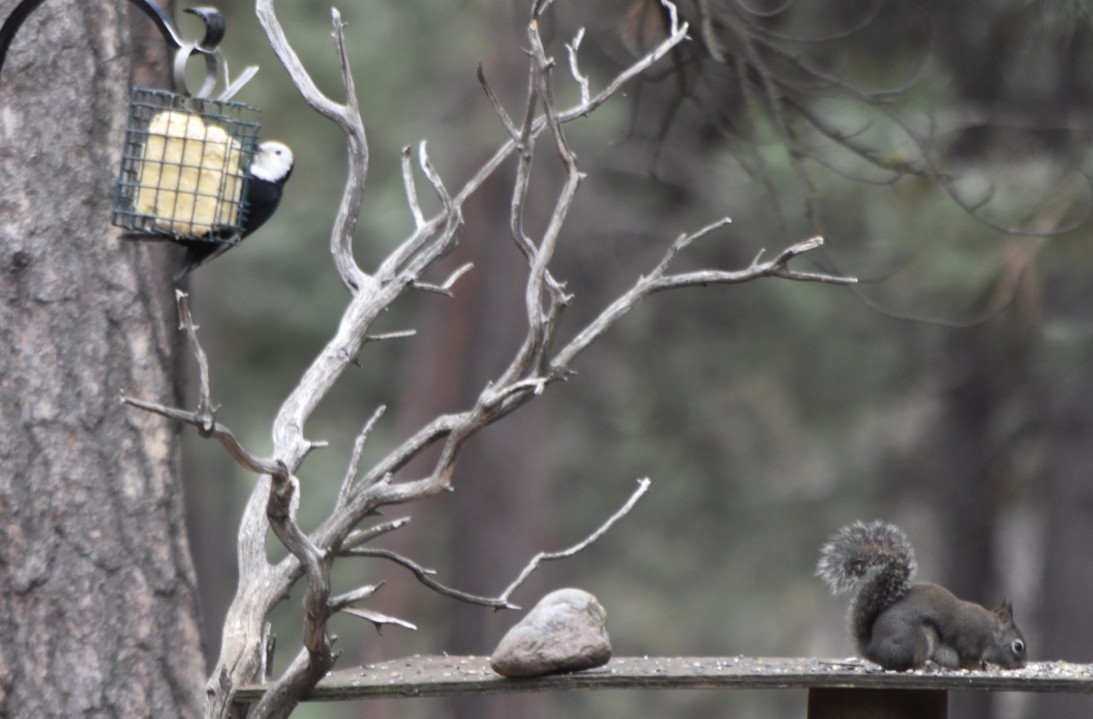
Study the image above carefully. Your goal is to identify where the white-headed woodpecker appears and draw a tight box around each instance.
[173,140,294,281]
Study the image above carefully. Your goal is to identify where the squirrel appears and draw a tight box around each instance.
[817,520,1027,671]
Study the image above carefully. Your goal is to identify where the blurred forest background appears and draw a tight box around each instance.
[173,1,1093,718]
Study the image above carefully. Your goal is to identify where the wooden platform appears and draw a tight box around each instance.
[236,654,1093,702]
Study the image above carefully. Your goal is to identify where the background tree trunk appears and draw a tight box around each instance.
[1031,374,1093,719]
[0,1,205,717]
[931,323,1027,719]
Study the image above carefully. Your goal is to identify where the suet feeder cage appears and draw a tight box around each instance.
[104,3,263,246]
[1,2,264,245]
[112,88,261,241]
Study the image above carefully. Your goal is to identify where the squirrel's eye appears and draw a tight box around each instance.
[1013,640,1025,654]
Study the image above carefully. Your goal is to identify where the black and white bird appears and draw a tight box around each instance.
[173,140,294,281]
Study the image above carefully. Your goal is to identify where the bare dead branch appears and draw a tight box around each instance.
[260,622,276,683]
[121,396,283,477]
[314,62,850,597]
[341,547,519,610]
[650,216,734,277]
[326,8,370,291]
[498,478,652,604]
[400,145,426,227]
[363,330,417,344]
[341,517,411,552]
[174,290,214,415]
[122,291,285,480]
[341,474,647,613]
[477,62,521,143]
[565,28,591,107]
[256,1,370,293]
[660,0,684,33]
[412,262,475,296]
[329,583,384,613]
[531,0,557,18]
[448,8,691,214]
[337,406,387,508]
[183,4,855,717]
[553,234,854,371]
[253,2,341,122]
[341,607,418,633]
[508,54,544,268]
[376,143,466,286]
[252,471,334,719]
[493,18,586,389]
[337,474,648,617]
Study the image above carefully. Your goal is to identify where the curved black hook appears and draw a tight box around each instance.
[0,0,224,90]
[185,6,224,51]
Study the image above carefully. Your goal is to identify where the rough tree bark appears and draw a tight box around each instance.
[0,1,205,717]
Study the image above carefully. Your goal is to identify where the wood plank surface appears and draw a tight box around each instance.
[235,656,1093,702]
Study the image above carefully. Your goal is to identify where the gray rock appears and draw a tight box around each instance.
[490,588,612,678]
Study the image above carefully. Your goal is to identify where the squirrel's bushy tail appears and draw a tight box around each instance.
[817,521,916,651]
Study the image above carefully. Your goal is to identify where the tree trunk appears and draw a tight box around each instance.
[929,320,1033,719]
[0,2,204,717]
[1031,378,1093,719]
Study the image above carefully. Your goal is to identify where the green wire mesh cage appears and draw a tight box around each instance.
[112,87,261,242]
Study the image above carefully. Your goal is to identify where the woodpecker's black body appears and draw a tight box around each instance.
[173,140,293,281]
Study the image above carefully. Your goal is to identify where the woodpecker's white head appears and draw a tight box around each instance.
[250,140,294,183]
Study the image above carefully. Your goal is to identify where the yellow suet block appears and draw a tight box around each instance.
[135,110,244,236]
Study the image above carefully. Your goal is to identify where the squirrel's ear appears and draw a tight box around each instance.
[996,601,1014,622]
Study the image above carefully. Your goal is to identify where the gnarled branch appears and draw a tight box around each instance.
[123,4,856,718]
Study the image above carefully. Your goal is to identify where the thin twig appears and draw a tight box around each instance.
[412,262,475,296]
[121,396,283,477]
[477,63,520,143]
[364,330,417,344]
[553,235,854,371]
[341,607,418,633]
[507,49,542,266]
[329,583,384,612]
[496,18,584,388]
[565,28,590,107]
[400,145,426,227]
[498,478,652,604]
[341,517,411,552]
[650,216,733,277]
[256,1,371,294]
[342,548,519,610]
[337,406,387,508]
[343,476,648,613]
[326,8,370,292]
[174,290,213,416]
[122,291,285,479]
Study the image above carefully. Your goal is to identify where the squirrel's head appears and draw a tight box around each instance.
[986,601,1027,668]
